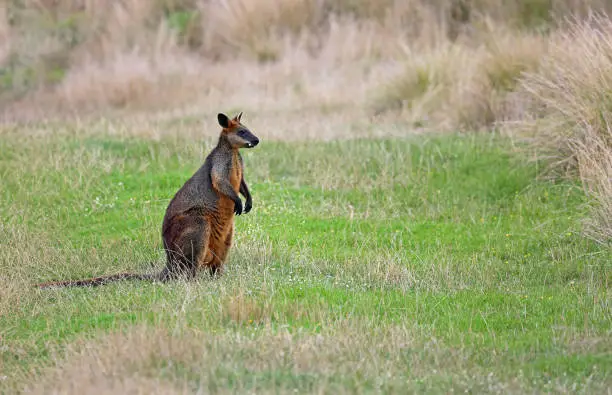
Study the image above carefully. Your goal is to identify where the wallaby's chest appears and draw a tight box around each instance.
[229,153,242,192]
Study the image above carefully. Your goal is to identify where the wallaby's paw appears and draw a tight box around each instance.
[244,199,252,214]
[234,199,243,215]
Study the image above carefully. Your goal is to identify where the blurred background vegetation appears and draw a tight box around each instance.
[0,0,611,242]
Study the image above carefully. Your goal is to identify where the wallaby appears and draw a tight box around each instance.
[36,112,259,289]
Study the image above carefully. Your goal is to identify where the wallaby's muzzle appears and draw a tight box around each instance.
[240,129,259,148]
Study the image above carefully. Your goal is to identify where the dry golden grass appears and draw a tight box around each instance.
[576,130,612,242]
[26,324,419,394]
[22,321,612,394]
[223,291,270,325]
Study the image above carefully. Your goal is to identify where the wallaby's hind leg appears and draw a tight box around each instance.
[162,215,210,280]
[208,225,233,277]
[220,224,234,262]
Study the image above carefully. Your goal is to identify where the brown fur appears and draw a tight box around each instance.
[36,112,259,289]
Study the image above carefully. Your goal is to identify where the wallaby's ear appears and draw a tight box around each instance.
[218,113,230,128]
[232,112,243,123]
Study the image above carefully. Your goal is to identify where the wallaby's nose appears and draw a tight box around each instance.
[251,138,259,147]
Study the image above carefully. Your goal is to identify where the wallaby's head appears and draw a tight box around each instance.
[217,112,259,149]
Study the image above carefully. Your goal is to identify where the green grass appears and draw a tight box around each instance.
[0,127,610,393]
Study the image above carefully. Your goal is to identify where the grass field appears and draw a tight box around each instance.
[0,118,610,394]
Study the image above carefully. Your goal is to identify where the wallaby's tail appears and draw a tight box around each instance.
[35,272,158,289]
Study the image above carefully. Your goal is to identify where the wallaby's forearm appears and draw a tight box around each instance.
[215,179,241,202]
[239,178,251,200]
[240,178,252,213]
[212,175,243,215]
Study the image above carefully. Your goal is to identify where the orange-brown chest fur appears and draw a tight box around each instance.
[229,151,242,191]
[202,151,241,265]
[214,150,242,220]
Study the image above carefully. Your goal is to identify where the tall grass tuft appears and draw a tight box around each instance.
[519,14,612,242]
